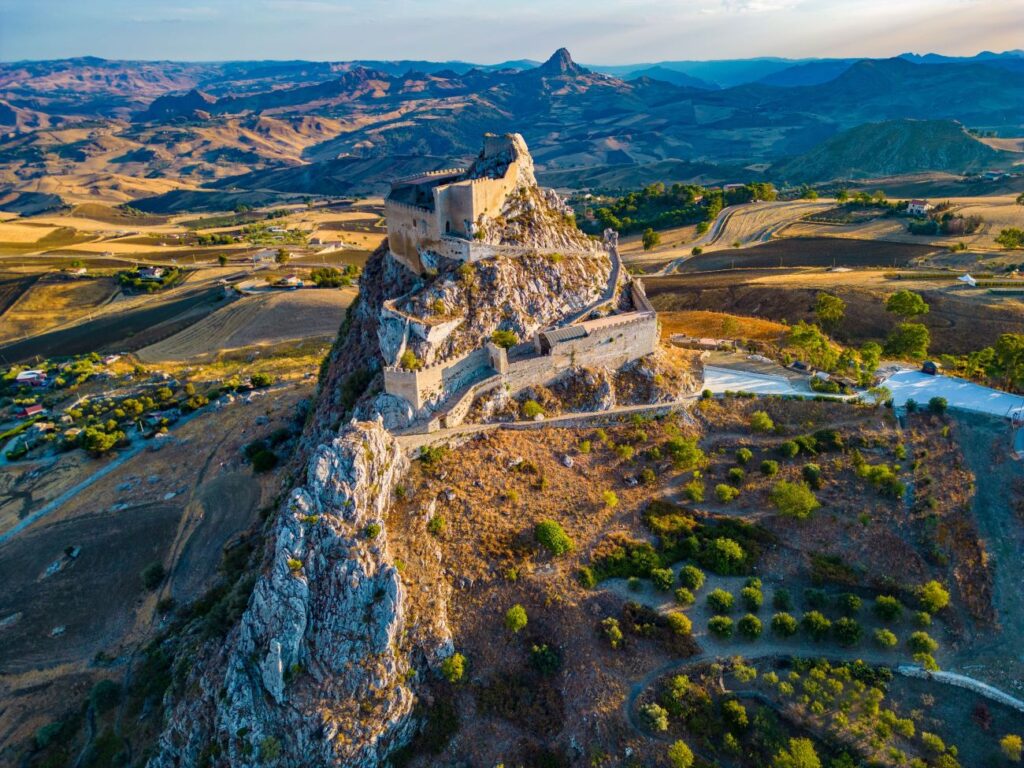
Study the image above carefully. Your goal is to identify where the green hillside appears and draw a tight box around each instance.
[773,119,1008,182]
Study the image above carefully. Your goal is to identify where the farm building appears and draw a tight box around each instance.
[138,267,165,281]
[15,370,47,386]
[907,199,933,216]
[17,403,44,418]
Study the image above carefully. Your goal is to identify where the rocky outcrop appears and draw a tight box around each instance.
[385,249,613,366]
[150,420,430,767]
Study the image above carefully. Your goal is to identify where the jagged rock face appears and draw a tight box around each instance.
[395,249,612,365]
[149,422,421,768]
[550,366,616,412]
[614,348,700,405]
[307,244,418,446]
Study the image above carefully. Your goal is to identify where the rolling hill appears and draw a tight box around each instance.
[772,119,1008,181]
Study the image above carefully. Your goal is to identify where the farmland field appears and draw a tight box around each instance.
[136,287,355,362]
[679,236,939,271]
[0,277,120,344]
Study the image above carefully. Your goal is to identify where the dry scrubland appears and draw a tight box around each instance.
[385,397,1019,767]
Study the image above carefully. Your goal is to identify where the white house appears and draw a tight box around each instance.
[907,199,933,216]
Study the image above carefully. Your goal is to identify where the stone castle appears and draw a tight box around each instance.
[380,132,660,432]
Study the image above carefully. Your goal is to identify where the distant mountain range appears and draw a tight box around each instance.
[0,48,1021,208]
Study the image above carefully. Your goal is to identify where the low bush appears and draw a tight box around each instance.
[740,586,763,611]
[141,561,165,591]
[738,614,762,639]
[505,604,528,633]
[772,588,793,611]
[833,617,862,646]
[770,481,819,518]
[727,467,745,485]
[707,588,734,614]
[601,617,624,649]
[760,460,779,476]
[771,612,798,637]
[801,610,832,640]
[678,565,705,590]
[643,565,671,590]
[440,653,465,683]
[874,628,898,648]
[917,580,950,613]
[907,631,938,654]
[875,595,903,622]
[535,519,574,556]
[708,615,734,638]
[777,440,799,458]
[674,587,695,606]
[749,410,775,433]
[715,483,740,503]
[666,611,693,636]
[640,702,669,732]
[736,447,753,465]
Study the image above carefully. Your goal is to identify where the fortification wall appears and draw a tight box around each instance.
[384,347,492,411]
[384,200,434,269]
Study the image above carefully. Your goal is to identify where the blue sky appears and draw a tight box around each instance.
[0,0,1019,62]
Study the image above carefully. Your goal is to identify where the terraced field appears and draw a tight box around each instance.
[0,277,120,344]
[136,287,355,362]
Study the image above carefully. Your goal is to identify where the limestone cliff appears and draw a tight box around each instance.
[149,421,438,767]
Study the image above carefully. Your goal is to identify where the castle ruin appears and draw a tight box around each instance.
[381,133,661,432]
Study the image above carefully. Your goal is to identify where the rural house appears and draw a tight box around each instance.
[907,199,933,216]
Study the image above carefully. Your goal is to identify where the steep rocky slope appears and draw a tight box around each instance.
[150,421,442,767]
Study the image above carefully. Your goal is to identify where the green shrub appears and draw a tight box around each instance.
[529,643,561,676]
[701,537,746,575]
[667,740,695,768]
[800,610,832,640]
[749,410,775,433]
[707,588,734,614]
[838,593,862,615]
[833,617,862,646]
[874,628,898,648]
[678,565,705,590]
[640,702,669,732]
[715,483,740,503]
[778,440,799,458]
[913,611,932,628]
[521,400,544,419]
[771,612,798,637]
[601,617,624,649]
[428,515,445,536]
[674,587,695,606]
[505,604,528,633]
[684,478,704,502]
[875,595,903,622]
[491,329,518,349]
[770,481,819,519]
[727,467,745,485]
[928,396,948,414]
[365,523,382,539]
[907,631,938,654]
[651,567,675,591]
[535,519,574,556]
[666,611,693,636]
[90,680,122,713]
[802,463,823,489]
[917,580,950,613]
[722,698,748,729]
[760,459,779,476]
[736,447,753,465]
[740,586,763,611]
[577,567,596,588]
[738,614,762,639]
[708,615,734,638]
[251,449,278,473]
[440,653,465,683]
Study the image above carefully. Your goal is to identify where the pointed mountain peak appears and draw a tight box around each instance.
[538,48,585,76]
